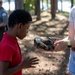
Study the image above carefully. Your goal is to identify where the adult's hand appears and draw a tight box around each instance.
[54,40,67,51]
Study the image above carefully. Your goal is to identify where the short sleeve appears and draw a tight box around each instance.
[1,11,8,23]
[0,45,14,62]
[69,6,75,23]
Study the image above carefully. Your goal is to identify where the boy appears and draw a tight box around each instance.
[0,9,39,75]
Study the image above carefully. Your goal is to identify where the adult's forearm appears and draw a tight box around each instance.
[71,40,75,48]
[0,23,7,27]
[62,37,75,48]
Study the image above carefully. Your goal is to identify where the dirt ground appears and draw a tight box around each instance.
[18,12,70,75]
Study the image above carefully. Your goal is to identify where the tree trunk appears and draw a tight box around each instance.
[61,0,63,11]
[42,0,44,11]
[47,0,48,10]
[8,0,11,15]
[51,0,57,19]
[71,0,73,8]
[15,0,24,9]
[35,0,41,20]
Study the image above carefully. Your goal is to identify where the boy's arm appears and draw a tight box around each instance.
[0,57,39,75]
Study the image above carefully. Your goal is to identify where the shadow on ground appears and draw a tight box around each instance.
[19,12,70,75]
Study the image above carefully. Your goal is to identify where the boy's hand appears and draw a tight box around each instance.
[21,57,39,68]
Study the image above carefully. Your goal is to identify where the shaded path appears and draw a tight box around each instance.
[18,12,70,75]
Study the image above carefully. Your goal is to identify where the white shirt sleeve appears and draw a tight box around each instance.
[69,6,75,24]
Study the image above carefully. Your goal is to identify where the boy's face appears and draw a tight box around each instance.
[17,22,31,39]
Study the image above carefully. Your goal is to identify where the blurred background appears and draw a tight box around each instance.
[2,0,75,75]
[2,0,75,19]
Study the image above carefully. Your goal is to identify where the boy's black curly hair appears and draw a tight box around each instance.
[8,9,32,28]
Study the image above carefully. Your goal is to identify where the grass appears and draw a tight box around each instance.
[57,10,69,17]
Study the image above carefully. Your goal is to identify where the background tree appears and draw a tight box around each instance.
[35,0,41,20]
[41,0,44,11]
[24,0,35,12]
[15,0,24,9]
[60,0,63,11]
[8,0,11,15]
[71,0,74,8]
[51,0,58,19]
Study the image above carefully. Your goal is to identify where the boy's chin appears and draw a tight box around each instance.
[19,36,25,39]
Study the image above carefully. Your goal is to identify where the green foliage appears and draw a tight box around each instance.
[74,0,75,4]
[65,0,75,4]
[24,0,35,11]
[58,11,69,17]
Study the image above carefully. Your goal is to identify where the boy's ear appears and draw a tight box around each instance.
[17,23,22,29]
